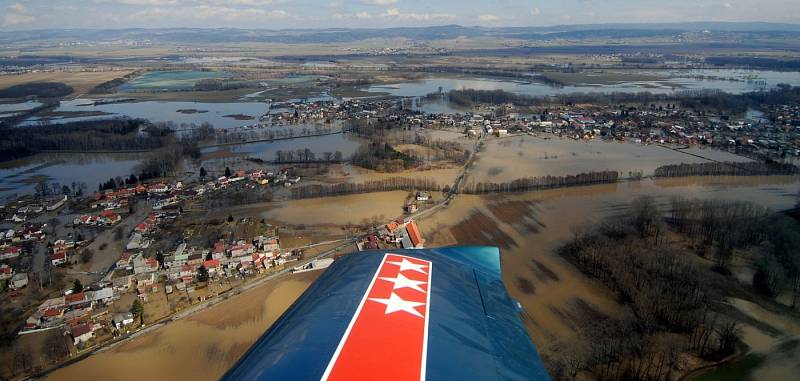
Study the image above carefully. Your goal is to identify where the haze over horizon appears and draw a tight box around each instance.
[1,0,800,31]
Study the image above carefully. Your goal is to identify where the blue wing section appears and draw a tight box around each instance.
[222,246,550,381]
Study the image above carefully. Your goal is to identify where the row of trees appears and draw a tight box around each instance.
[274,149,343,164]
[0,118,159,161]
[462,171,619,194]
[654,161,799,177]
[289,177,441,199]
[444,84,800,115]
[351,142,418,172]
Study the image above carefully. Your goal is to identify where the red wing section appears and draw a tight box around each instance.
[322,254,432,381]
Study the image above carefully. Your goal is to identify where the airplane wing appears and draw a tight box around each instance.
[222,246,550,381]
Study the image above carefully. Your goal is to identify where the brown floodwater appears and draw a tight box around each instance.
[45,175,800,379]
[418,176,800,344]
[467,135,752,184]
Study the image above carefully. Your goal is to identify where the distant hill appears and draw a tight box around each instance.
[1,22,800,45]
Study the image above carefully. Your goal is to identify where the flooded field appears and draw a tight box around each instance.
[21,98,269,129]
[416,176,800,343]
[45,271,319,381]
[119,71,234,92]
[258,191,408,226]
[466,135,751,184]
[363,69,800,98]
[0,153,144,200]
[0,100,42,116]
[201,133,362,162]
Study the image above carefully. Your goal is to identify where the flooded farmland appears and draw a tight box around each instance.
[0,153,144,200]
[466,135,752,184]
[364,69,800,98]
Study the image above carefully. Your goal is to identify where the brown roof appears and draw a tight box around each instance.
[71,322,93,337]
[406,222,424,248]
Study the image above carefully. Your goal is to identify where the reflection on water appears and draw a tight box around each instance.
[365,69,800,98]
[0,153,144,200]
[201,133,362,162]
[21,99,269,129]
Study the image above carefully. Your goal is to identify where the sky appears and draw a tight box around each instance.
[1,0,799,30]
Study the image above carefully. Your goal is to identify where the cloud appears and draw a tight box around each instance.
[334,11,373,20]
[478,14,499,22]
[531,7,541,16]
[3,13,35,27]
[360,0,398,4]
[381,8,454,22]
[131,5,287,22]
[724,2,733,8]
[10,3,27,12]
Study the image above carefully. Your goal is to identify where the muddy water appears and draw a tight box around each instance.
[417,176,800,344]
[725,298,800,381]
[46,272,318,381]
[467,135,751,184]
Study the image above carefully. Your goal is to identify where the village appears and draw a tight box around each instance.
[0,158,434,364]
[1,82,799,377]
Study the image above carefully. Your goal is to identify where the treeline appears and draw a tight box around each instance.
[446,84,800,115]
[549,197,747,380]
[413,134,471,164]
[193,78,256,91]
[274,149,343,164]
[654,161,799,177]
[706,56,800,70]
[0,82,73,98]
[0,118,162,162]
[462,171,619,194]
[351,142,418,172]
[289,177,441,199]
[448,89,538,107]
[89,71,140,94]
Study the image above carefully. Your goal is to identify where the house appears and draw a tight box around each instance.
[116,252,133,270]
[65,292,92,309]
[0,264,12,280]
[99,210,121,225]
[10,273,28,289]
[1,246,21,260]
[112,275,133,292]
[416,191,431,202]
[147,183,169,193]
[132,253,158,274]
[50,251,67,266]
[90,287,114,304]
[113,312,135,329]
[406,221,425,249]
[71,322,94,346]
[231,243,255,257]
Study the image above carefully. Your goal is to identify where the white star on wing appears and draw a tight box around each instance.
[385,258,428,274]
[369,292,425,318]
[379,273,427,293]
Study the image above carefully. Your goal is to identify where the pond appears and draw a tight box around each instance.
[0,100,43,117]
